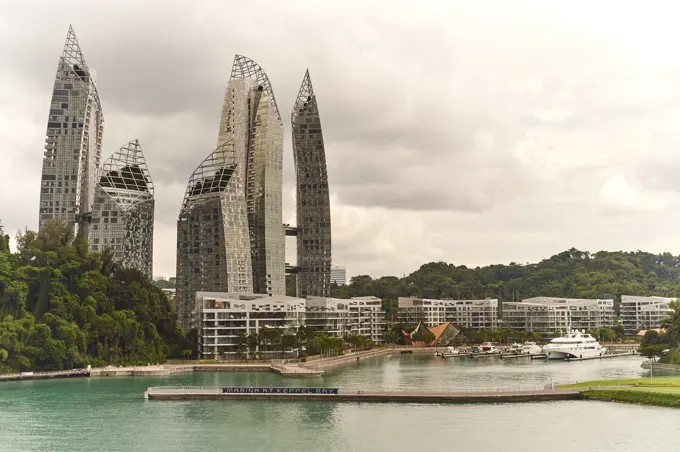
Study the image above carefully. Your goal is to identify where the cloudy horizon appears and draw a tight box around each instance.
[2,0,680,280]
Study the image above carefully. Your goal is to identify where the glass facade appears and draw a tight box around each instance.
[216,55,285,297]
[292,71,332,297]
[176,141,253,331]
[89,140,154,278]
[39,26,104,235]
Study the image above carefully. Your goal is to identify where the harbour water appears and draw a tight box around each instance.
[1,355,679,452]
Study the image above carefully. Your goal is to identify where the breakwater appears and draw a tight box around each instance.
[0,369,90,382]
[144,385,582,404]
[91,363,323,378]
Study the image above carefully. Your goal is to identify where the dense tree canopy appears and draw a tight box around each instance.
[330,248,680,312]
[0,220,187,373]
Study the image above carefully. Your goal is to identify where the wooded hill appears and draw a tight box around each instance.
[0,220,188,373]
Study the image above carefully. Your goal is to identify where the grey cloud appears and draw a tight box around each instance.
[4,0,680,279]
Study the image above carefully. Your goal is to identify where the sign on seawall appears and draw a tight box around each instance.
[222,387,339,395]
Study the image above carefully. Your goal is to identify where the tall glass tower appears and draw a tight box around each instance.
[216,55,285,297]
[291,70,332,297]
[89,140,154,278]
[38,26,104,236]
[175,140,253,331]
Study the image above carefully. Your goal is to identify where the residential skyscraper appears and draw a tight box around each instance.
[175,140,253,331]
[89,140,154,278]
[39,26,104,236]
[291,70,332,297]
[216,55,285,297]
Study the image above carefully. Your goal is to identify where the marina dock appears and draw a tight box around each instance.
[565,352,638,362]
[144,386,582,404]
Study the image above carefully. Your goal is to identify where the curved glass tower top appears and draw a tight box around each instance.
[231,54,281,121]
[38,26,104,236]
[89,140,154,278]
[213,54,285,297]
[292,70,332,298]
[179,141,239,217]
[176,140,253,331]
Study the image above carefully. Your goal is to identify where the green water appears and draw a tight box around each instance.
[1,355,679,451]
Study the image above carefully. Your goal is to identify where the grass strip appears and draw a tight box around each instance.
[581,389,680,408]
[559,377,680,389]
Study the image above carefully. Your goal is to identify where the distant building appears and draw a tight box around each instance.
[194,292,305,359]
[304,296,385,343]
[153,276,167,281]
[330,265,347,285]
[398,297,499,331]
[620,295,676,335]
[502,297,615,336]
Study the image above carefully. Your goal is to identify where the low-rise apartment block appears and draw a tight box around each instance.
[306,296,350,338]
[620,295,676,335]
[398,297,499,331]
[502,297,615,337]
[304,296,385,343]
[194,292,305,358]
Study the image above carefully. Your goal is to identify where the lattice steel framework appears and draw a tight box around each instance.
[175,140,253,331]
[291,70,332,298]
[89,140,154,277]
[39,25,104,236]
[231,54,281,121]
[215,54,285,297]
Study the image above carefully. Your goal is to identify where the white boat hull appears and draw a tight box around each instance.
[543,347,607,360]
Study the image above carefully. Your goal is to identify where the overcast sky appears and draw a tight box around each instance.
[2,0,680,279]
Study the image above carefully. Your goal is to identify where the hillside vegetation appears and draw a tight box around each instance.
[331,248,680,303]
[0,220,187,373]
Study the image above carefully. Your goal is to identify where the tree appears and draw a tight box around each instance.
[0,219,186,372]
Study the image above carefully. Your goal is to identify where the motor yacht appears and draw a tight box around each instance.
[506,343,523,354]
[471,342,500,354]
[543,330,606,359]
[434,346,460,358]
[520,341,543,355]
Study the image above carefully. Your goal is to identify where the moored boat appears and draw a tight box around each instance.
[543,330,606,360]
[434,346,460,358]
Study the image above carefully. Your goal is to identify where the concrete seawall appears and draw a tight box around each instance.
[145,387,582,404]
[0,369,90,382]
[302,348,397,371]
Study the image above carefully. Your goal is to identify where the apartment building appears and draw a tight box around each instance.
[397,297,499,331]
[305,296,350,338]
[348,296,385,344]
[304,296,385,344]
[194,292,305,358]
[502,297,615,336]
[620,295,676,335]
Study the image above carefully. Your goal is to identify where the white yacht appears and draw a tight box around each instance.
[434,346,460,358]
[543,330,606,360]
[520,342,543,356]
[505,342,542,356]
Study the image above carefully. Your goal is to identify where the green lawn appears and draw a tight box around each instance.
[581,389,680,408]
[629,386,680,394]
[558,377,680,389]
